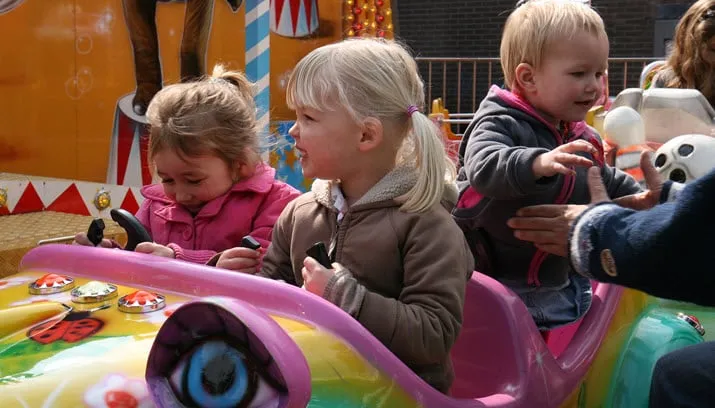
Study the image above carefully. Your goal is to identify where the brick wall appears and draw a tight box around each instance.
[395,0,695,115]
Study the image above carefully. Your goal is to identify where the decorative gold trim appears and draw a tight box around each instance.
[0,187,7,208]
[93,189,111,211]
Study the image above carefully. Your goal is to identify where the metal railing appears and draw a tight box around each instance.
[416,57,659,116]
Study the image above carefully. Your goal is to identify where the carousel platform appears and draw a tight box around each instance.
[0,211,127,278]
[0,172,137,277]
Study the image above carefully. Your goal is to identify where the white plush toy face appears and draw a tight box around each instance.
[653,134,715,183]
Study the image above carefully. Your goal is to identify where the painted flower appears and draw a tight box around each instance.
[84,374,155,408]
[10,290,72,306]
[0,276,34,290]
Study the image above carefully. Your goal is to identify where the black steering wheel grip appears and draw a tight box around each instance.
[109,208,153,251]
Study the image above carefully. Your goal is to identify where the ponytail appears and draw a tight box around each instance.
[211,64,255,101]
[210,64,268,150]
[400,110,456,212]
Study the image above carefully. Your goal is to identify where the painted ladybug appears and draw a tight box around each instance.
[27,310,104,344]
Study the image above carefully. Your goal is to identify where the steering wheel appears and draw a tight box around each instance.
[87,209,152,251]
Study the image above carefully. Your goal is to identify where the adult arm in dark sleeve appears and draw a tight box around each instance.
[568,169,715,306]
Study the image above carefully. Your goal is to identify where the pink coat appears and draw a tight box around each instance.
[135,163,301,264]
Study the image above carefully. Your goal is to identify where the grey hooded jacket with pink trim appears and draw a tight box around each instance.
[453,86,641,288]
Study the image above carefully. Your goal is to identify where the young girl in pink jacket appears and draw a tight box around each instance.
[74,65,300,271]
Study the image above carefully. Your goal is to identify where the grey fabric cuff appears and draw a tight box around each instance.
[660,180,684,203]
[323,265,367,319]
[569,203,620,279]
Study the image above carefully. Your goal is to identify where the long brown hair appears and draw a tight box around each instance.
[664,0,715,105]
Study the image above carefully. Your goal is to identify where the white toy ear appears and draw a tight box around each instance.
[603,106,646,147]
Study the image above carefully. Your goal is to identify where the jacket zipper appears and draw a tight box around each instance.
[526,122,576,287]
[491,89,584,287]
[328,210,346,264]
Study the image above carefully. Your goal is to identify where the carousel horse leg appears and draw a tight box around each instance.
[121,0,163,116]
[180,0,215,83]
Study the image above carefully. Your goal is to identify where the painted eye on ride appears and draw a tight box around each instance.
[147,298,311,408]
[168,339,281,408]
[145,297,310,408]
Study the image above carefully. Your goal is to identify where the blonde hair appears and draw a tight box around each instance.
[145,65,262,171]
[501,0,607,88]
[286,38,455,213]
[663,0,715,105]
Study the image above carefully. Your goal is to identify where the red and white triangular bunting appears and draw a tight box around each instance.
[0,180,29,214]
[120,189,141,215]
[12,182,44,214]
[0,176,146,216]
[45,184,90,216]
[37,180,74,209]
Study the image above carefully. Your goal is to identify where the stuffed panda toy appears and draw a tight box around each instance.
[653,134,715,183]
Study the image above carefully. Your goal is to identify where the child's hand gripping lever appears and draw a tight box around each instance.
[110,208,152,251]
[210,236,262,272]
[241,235,261,250]
[302,242,335,294]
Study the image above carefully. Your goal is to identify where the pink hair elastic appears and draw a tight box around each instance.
[407,105,420,117]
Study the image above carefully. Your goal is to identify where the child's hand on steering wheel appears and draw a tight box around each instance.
[73,233,114,249]
[532,140,597,178]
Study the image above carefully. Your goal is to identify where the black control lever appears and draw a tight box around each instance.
[86,209,152,251]
[306,242,332,269]
[109,208,152,251]
[241,235,261,250]
[87,218,106,247]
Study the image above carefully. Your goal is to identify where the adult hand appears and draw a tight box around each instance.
[507,166,609,256]
[612,151,663,210]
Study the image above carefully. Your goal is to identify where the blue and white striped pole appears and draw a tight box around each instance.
[245,0,271,152]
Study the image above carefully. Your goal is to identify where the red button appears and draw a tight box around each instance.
[34,273,72,288]
[122,290,158,305]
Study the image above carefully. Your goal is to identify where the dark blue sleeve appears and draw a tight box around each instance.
[568,168,715,306]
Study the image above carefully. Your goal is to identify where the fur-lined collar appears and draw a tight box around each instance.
[311,166,458,211]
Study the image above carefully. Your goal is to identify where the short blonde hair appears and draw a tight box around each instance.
[146,65,262,170]
[500,0,607,88]
[286,38,455,213]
